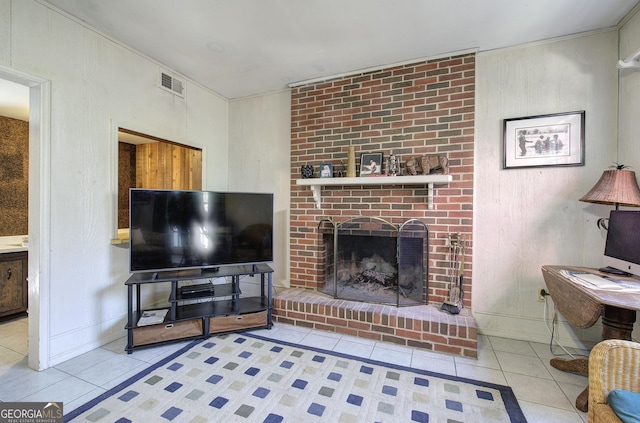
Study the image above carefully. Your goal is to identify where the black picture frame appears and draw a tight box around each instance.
[503,111,585,169]
[359,152,383,177]
[320,162,333,178]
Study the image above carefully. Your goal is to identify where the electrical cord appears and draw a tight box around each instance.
[541,294,584,359]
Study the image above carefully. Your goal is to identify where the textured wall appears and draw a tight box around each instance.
[117,143,136,229]
[618,4,640,341]
[290,54,475,306]
[228,91,292,288]
[6,0,230,367]
[0,115,28,236]
[619,8,640,176]
[475,30,620,347]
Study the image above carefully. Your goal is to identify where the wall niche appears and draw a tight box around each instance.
[117,128,202,230]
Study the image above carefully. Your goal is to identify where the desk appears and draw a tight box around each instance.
[541,265,640,411]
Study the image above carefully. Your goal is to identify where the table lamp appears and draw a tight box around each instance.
[579,164,640,228]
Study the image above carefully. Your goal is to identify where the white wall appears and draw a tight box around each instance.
[619,9,640,173]
[618,7,640,341]
[474,30,624,348]
[0,0,229,365]
[228,91,291,289]
[0,1,8,65]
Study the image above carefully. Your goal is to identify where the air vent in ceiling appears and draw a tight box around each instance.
[160,71,185,97]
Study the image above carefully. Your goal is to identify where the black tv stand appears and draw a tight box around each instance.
[598,266,633,277]
[124,264,273,353]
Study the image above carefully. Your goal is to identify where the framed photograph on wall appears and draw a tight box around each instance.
[319,162,333,178]
[503,111,585,169]
[359,152,383,176]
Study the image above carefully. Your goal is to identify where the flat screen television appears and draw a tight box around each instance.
[129,189,273,273]
[601,210,640,277]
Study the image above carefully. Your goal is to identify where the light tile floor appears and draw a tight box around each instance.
[0,316,589,422]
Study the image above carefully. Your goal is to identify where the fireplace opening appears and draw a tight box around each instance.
[319,216,429,306]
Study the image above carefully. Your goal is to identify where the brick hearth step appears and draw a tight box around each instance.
[272,288,478,358]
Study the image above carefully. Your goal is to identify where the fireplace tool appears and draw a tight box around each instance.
[441,233,465,314]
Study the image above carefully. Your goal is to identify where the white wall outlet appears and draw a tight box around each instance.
[537,288,547,302]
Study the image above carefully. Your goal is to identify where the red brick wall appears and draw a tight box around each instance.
[290,54,475,307]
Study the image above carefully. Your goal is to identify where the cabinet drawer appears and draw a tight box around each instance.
[209,311,268,334]
[0,255,27,317]
[133,319,203,346]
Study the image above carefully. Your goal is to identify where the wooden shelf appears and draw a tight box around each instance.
[111,228,130,246]
[295,174,453,209]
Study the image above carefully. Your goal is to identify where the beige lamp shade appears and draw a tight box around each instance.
[579,169,640,208]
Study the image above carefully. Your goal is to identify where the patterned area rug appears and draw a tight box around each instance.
[65,333,526,422]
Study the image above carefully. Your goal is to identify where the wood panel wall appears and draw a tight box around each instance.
[136,142,202,190]
[118,140,202,229]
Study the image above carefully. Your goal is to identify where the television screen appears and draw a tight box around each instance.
[602,210,640,277]
[129,189,273,273]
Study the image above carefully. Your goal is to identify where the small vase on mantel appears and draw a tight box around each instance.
[347,146,356,177]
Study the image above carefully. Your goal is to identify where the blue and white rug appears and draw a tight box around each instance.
[65,332,526,422]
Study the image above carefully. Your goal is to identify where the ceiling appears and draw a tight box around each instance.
[3,0,639,121]
[42,0,639,99]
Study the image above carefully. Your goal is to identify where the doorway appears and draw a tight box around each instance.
[0,65,51,370]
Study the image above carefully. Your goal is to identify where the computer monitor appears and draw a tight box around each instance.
[602,210,640,277]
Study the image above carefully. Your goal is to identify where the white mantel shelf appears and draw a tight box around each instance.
[295,174,453,210]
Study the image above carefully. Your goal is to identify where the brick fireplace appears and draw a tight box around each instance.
[274,54,477,357]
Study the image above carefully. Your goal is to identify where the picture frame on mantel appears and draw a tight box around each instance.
[359,152,383,176]
[320,162,333,178]
[503,111,585,169]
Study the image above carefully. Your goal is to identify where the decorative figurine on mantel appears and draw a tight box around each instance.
[300,164,314,179]
[386,151,398,176]
[405,154,449,175]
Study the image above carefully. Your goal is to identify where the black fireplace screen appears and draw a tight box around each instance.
[319,216,429,306]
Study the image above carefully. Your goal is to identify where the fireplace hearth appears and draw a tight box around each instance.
[319,216,429,307]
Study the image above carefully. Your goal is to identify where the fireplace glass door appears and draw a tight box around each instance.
[319,216,428,306]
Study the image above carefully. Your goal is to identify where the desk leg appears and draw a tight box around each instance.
[601,306,636,341]
[549,357,589,411]
[549,357,588,374]
[550,306,636,412]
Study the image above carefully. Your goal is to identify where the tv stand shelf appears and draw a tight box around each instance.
[124,264,273,353]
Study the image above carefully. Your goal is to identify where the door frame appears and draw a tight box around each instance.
[0,64,51,370]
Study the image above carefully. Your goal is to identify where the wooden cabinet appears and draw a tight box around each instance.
[0,251,28,318]
[125,264,273,353]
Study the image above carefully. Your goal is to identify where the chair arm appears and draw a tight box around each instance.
[588,339,640,419]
